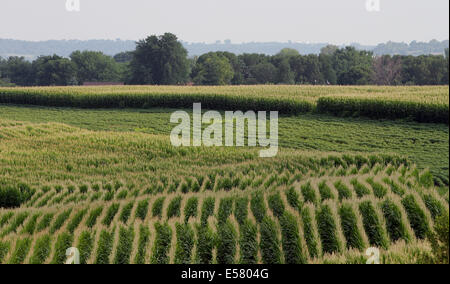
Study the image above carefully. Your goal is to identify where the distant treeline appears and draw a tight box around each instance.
[0,33,448,87]
[1,38,448,58]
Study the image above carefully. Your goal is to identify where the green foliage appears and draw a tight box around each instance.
[102,203,120,227]
[8,237,32,264]
[195,224,215,264]
[114,226,134,264]
[70,50,124,84]
[36,213,54,232]
[280,212,307,264]
[334,181,352,201]
[134,225,150,264]
[174,223,195,264]
[351,178,371,198]
[422,194,446,220]
[183,197,198,224]
[0,186,22,208]
[383,178,406,196]
[151,223,172,264]
[239,220,258,264]
[2,212,29,237]
[135,199,150,221]
[192,52,235,85]
[95,229,115,264]
[21,213,40,235]
[85,206,103,228]
[301,182,317,205]
[318,181,334,201]
[268,192,285,218]
[367,178,388,198]
[285,187,302,211]
[51,232,73,264]
[129,33,189,85]
[152,197,165,219]
[77,231,94,264]
[0,212,14,229]
[0,241,10,264]
[30,234,52,264]
[259,217,282,264]
[119,201,134,224]
[426,212,449,264]
[250,191,266,223]
[234,196,249,226]
[200,197,215,225]
[301,207,319,258]
[339,204,365,251]
[216,220,237,264]
[66,209,87,233]
[359,201,389,249]
[381,200,411,243]
[316,205,341,255]
[167,196,182,219]
[217,197,234,224]
[402,195,430,239]
[419,170,434,188]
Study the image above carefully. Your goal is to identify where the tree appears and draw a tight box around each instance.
[113,51,134,63]
[372,55,402,85]
[320,45,339,56]
[70,51,123,84]
[32,55,77,86]
[250,62,277,84]
[238,53,270,84]
[274,58,295,84]
[1,56,33,86]
[332,47,373,85]
[278,48,300,57]
[128,33,189,85]
[289,55,323,84]
[191,52,234,85]
[319,53,337,84]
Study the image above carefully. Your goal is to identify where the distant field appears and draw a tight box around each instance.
[0,85,448,123]
[0,105,448,186]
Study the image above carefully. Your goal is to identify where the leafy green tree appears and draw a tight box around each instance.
[128,33,189,85]
[70,51,123,84]
[332,47,373,85]
[191,52,234,85]
[290,55,323,84]
[275,58,295,84]
[238,53,270,84]
[113,51,134,63]
[250,62,277,84]
[320,45,339,56]
[1,56,33,86]
[278,48,300,57]
[32,55,77,86]
[319,53,337,84]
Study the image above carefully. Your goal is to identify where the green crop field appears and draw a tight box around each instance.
[0,85,448,264]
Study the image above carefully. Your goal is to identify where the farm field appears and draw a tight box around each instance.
[0,85,449,264]
[0,85,449,123]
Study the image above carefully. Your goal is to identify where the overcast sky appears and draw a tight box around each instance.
[0,0,448,44]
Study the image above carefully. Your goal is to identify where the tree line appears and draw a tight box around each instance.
[1,33,448,87]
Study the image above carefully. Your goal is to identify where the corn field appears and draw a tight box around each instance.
[0,85,448,123]
[0,145,447,263]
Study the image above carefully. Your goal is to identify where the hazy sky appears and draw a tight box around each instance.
[1,0,448,44]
